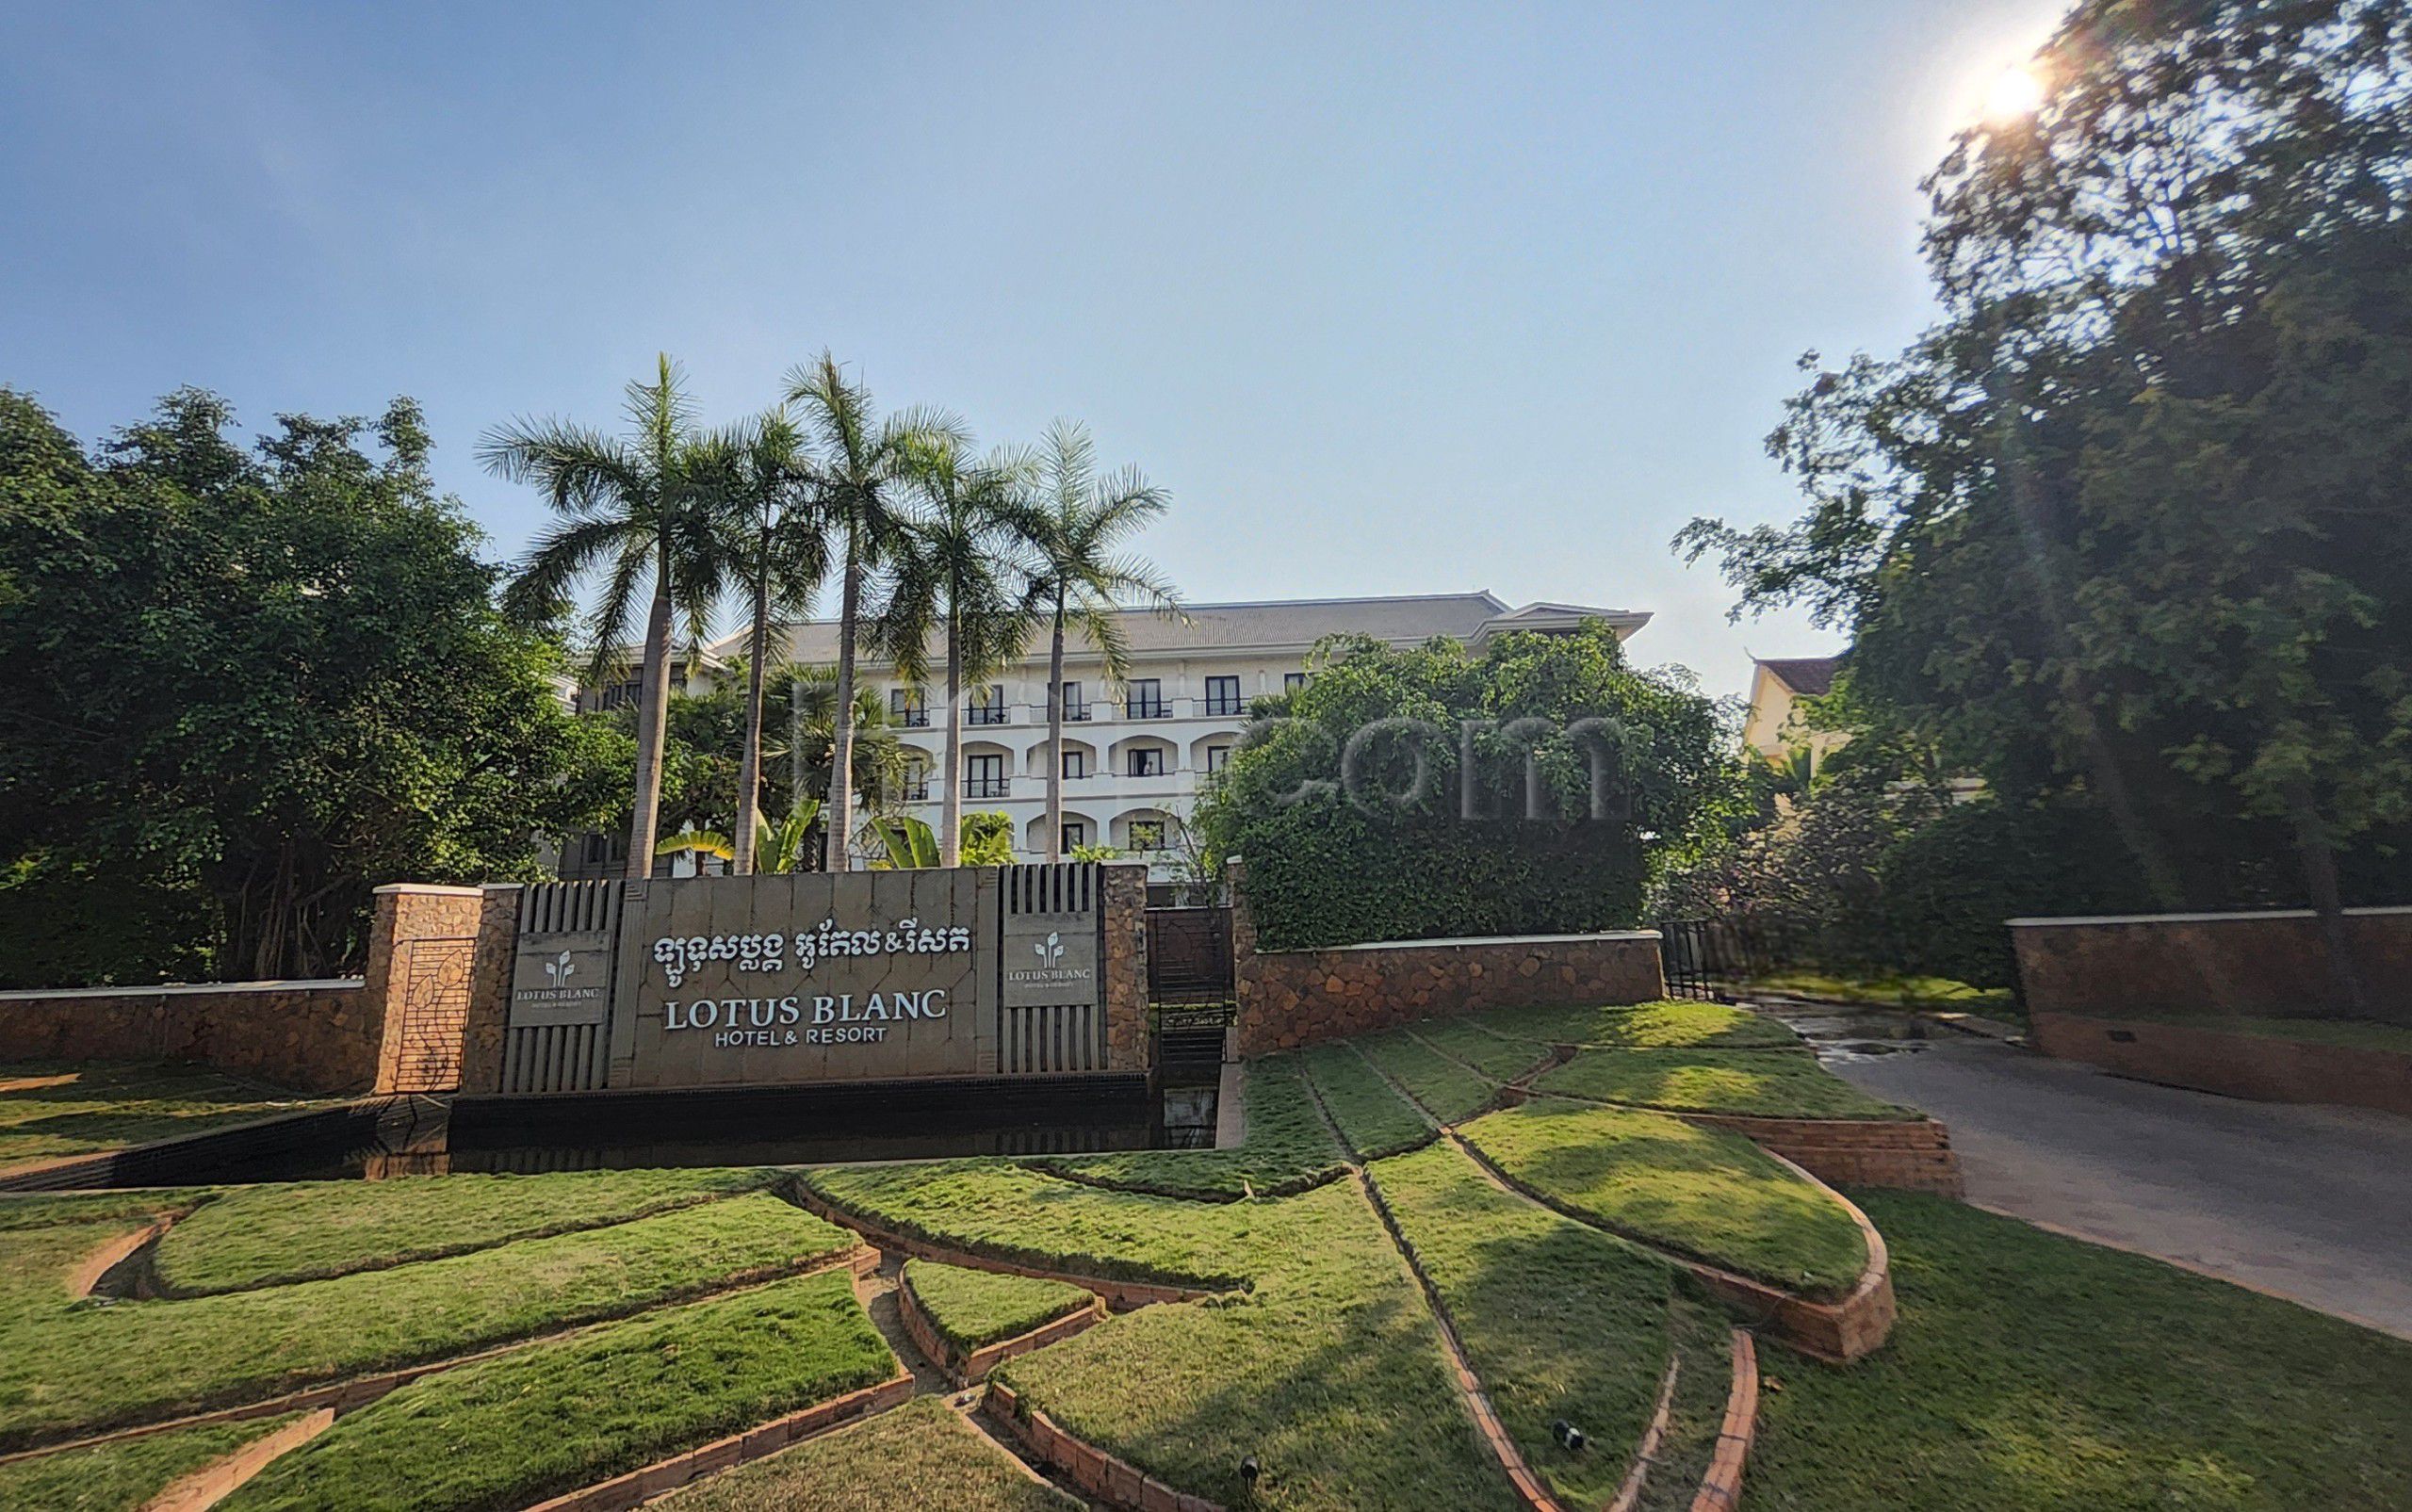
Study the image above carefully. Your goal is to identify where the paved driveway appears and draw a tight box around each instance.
[1822,1032,2412,1341]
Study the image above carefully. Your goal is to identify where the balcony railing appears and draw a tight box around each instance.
[893,707,930,728]
[1060,703,1090,722]
[1203,694,1244,717]
[967,705,1008,726]
[965,776,1012,799]
[900,780,931,802]
[1127,699,1170,720]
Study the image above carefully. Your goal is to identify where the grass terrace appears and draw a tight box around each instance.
[1479,1000,1804,1051]
[1021,1053,1345,1199]
[1745,973,2016,1019]
[901,1258,1092,1355]
[1299,1043,1433,1158]
[219,1269,895,1512]
[1357,1030,1495,1122]
[0,1062,325,1174]
[1537,1047,1919,1121]
[656,1396,1078,1512]
[0,1413,302,1512]
[1400,1019,1556,1081]
[1458,1098,1869,1298]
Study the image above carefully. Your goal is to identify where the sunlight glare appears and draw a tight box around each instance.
[1983,64,2047,124]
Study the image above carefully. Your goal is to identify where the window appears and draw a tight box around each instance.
[968,685,1006,725]
[1062,747,1088,780]
[966,753,1007,798]
[1128,678,1167,719]
[1061,821,1086,853]
[889,688,928,727]
[902,763,931,802]
[1127,746,1165,777]
[1205,745,1232,775]
[1204,675,1242,716]
[1058,680,1087,721]
[1128,819,1166,851]
[1283,672,1308,693]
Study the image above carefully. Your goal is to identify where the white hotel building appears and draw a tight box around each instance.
[732,591,1650,867]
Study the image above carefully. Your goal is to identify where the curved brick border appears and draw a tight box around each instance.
[141,1406,334,1512]
[1669,1110,1964,1198]
[0,1244,878,1464]
[521,1371,916,1512]
[69,1215,174,1300]
[786,1180,1232,1309]
[1605,1355,1682,1512]
[1687,1328,1758,1512]
[986,1380,1226,1512]
[1446,1130,1894,1363]
[895,1271,1106,1389]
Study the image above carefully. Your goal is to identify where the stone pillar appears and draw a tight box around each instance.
[454,884,523,1097]
[1100,862,1150,1072]
[1227,858,1268,1057]
[366,884,487,1095]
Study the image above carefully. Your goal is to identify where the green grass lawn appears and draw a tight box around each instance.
[219,1269,896,1512]
[1747,1192,2412,1510]
[153,1167,774,1293]
[1535,1047,1918,1121]
[1746,973,2017,1017]
[1366,1141,1725,1510]
[1402,1020,1556,1081]
[0,1192,856,1448]
[902,1259,1092,1353]
[655,1396,1078,1512]
[1357,1032,1496,1123]
[0,1188,211,1231]
[1478,1000,1803,1050]
[0,1063,324,1173]
[0,1412,300,1512]
[1020,1053,1345,1199]
[1299,1044,1433,1159]
[1456,1099,1868,1299]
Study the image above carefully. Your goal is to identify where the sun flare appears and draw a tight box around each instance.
[1983,63,2047,123]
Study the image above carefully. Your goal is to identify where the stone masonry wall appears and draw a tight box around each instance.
[0,980,378,1094]
[2012,906,2412,1027]
[1230,862,1664,1056]
[367,885,488,1094]
[1100,863,1150,1073]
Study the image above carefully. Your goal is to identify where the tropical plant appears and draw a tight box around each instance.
[1019,420,1180,862]
[869,813,940,870]
[958,811,1018,867]
[482,354,728,877]
[879,438,1039,865]
[783,354,964,870]
[655,801,825,875]
[780,663,914,816]
[693,410,827,874]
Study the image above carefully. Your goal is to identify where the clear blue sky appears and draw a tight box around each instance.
[0,0,2064,700]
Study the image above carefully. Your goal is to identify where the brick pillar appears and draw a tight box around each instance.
[453,884,522,1096]
[367,884,486,1095]
[1100,863,1150,1072]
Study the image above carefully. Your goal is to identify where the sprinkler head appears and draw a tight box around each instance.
[1552,1419,1586,1452]
[1239,1455,1261,1483]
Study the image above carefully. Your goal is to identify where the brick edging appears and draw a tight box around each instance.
[68,1216,172,1300]
[520,1371,917,1512]
[786,1179,1233,1309]
[1687,1329,1758,1512]
[1605,1354,1682,1512]
[142,1406,334,1512]
[986,1380,1227,1512]
[895,1270,1107,1388]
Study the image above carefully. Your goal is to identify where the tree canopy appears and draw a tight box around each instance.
[1679,0,2412,909]
[0,388,621,984]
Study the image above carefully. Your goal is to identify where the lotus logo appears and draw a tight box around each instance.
[544,951,576,986]
[1033,932,1064,967]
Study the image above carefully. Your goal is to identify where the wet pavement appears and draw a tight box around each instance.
[1752,1002,2412,1341]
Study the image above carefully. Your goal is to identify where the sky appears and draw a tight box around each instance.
[0,0,2068,702]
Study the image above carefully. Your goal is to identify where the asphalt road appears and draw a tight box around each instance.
[1821,1032,2412,1341]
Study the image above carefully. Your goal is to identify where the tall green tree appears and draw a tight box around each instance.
[0,388,618,983]
[1019,420,1179,862]
[482,355,728,878]
[880,437,1038,865]
[1677,0,2412,1001]
[784,354,963,870]
[693,410,826,875]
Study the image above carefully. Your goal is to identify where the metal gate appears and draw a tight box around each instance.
[1146,905,1234,1006]
[1654,918,1779,1002]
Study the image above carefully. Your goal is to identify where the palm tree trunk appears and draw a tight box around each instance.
[733,547,771,876]
[1045,601,1067,863]
[941,618,963,868]
[828,540,862,871]
[627,556,676,880]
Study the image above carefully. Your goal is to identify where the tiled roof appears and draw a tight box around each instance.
[1755,655,1842,697]
[725,593,1649,666]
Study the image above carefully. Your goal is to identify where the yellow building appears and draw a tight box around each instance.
[1741,655,1848,772]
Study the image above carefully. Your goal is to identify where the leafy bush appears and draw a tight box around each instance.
[1198,624,1726,948]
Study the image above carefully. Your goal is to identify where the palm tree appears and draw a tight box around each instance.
[657,800,824,875]
[483,354,725,878]
[879,438,1039,865]
[780,662,914,862]
[784,354,964,870]
[1020,421,1180,862]
[694,410,827,875]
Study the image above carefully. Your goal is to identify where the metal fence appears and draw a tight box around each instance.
[1654,917,1785,1002]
